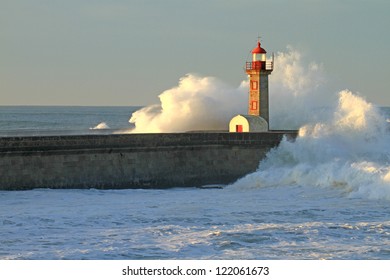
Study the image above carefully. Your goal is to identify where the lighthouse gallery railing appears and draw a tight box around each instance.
[245,61,273,71]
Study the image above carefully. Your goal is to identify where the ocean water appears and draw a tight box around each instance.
[0,106,140,136]
[1,105,390,260]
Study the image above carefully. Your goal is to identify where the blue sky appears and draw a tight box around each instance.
[1,0,389,106]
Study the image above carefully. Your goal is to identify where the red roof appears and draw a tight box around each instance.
[252,41,267,54]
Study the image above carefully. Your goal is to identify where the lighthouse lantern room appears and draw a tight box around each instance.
[229,38,273,133]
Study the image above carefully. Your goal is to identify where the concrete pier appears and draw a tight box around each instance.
[0,132,297,190]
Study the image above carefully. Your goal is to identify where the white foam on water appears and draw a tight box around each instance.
[90,122,110,130]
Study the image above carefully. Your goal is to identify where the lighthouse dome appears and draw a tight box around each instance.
[252,41,267,54]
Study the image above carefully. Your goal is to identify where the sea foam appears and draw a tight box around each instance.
[90,122,110,130]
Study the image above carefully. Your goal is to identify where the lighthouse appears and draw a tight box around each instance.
[229,39,273,132]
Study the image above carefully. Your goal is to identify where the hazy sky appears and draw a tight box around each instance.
[1,0,389,106]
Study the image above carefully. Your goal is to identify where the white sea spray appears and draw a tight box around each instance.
[232,91,390,200]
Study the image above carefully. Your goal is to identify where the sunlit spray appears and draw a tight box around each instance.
[129,74,247,133]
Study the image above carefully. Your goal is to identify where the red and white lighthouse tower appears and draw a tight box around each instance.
[246,39,273,124]
[229,39,273,133]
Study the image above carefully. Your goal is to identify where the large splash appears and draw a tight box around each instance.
[232,91,390,200]
[129,75,247,133]
[128,47,328,132]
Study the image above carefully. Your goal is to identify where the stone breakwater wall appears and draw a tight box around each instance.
[0,132,297,190]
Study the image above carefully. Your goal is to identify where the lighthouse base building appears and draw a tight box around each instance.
[229,115,268,132]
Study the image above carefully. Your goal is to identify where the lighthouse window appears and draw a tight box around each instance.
[251,81,258,90]
[251,101,258,110]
